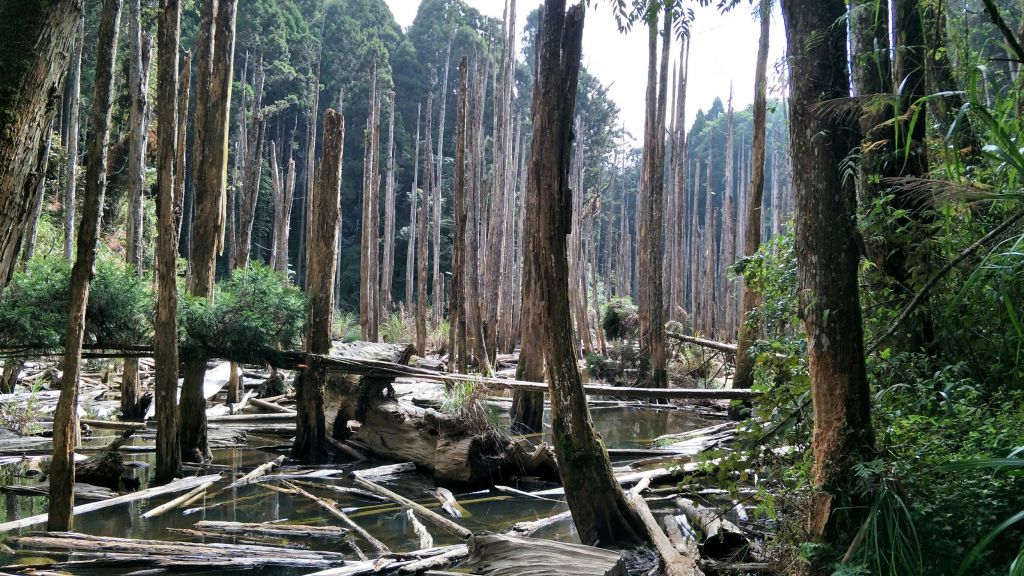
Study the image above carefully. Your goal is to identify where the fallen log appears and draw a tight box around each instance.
[427,487,468,518]
[398,544,467,574]
[351,462,417,481]
[75,429,136,491]
[467,533,627,576]
[0,483,117,501]
[141,477,221,519]
[193,520,348,539]
[509,510,573,537]
[666,333,737,354]
[250,397,297,414]
[676,498,748,560]
[281,480,390,555]
[221,455,285,491]
[0,474,221,532]
[625,478,703,576]
[406,509,433,549]
[350,475,473,539]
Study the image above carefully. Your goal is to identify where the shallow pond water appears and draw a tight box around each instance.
[0,402,714,574]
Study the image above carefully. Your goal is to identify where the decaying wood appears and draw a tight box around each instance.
[397,544,467,574]
[221,455,285,490]
[666,333,738,355]
[626,478,703,576]
[74,429,135,491]
[140,477,219,519]
[193,520,348,539]
[676,497,748,560]
[467,533,627,576]
[281,480,390,555]
[406,509,433,549]
[509,510,573,537]
[0,474,221,532]
[0,483,116,501]
[350,462,416,481]
[351,475,473,539]
[428,487,468,518]
[251,397,296,414]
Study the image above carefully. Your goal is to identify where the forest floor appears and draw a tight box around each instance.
[0,345,768,575]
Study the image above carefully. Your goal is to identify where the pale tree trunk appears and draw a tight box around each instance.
[64,14,84,262]
[301,61,320,289]
[123,0,152,421]
[733,0,771,393]
[360,61,381,341]
[292,108,344,463]
[637,7,671,388]
[529,0,647,547]
[416,94,433,356]
[181,0,237,464]
[234,59,265,270]
[271,140,297,276]
[689,155,702,323]
[380,94,397,317]
[20,123,52,270]
[720,88,735,340]
[0,0,82,287]
[781,0,875,561]
[154,0,184,485]
[432,37,452,329]
[405,104,421,314]
[497,120,521,353]
[702,149,716,337]
[451,57,469,372]
[463,59,490,372]
[49,0,122,531]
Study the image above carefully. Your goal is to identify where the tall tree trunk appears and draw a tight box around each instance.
[689,154,702,324]
[63,13,84,262]
[380,94,397,317]
[0,0,82,287]
[49,0,121,531]
[637,5,670,389]
[154,0,184,485]
[781,0,875,558]
[432,37,452,329]
[406,105,421,314]
[721,88,736,340]
[416,94,433,355]
[182,0,236,464]
[123,0,152,421]
[20,123,52,269]
[528,0,646,547]
[733,0,771,393]
[234,60,265,270]
[292,109,344,463]
[702,149,716,337]
[361,62,381,341]
[300,60,321,289]
[451,57,469,372]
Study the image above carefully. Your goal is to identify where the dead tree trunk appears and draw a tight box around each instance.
[361,62,381,341]
[292,109,344,463]
[465,59,490,372]
[154,0,184,486]
[122,0,152,421]
[380,94,397,317]
[64,13,84,262]
[781,0,875,559]
[270,140,297,275]
[733,0,771,393]
[720,88,735,340]
[49,0,122,531]
[234,60,265,270]
[701,148,716,337]
[0,0,82,287]
[182,0,237,464]
[451,57,470,372]
[416,95,433,356]
[528,0,646,547]
[432,36,453,329]
[406,105,421,313]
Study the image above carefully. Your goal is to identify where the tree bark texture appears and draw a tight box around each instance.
[49,0,121,531]
[181,0,236,464]
[0,0,83,287]
[63,12,84,262]
[416,95,433,356]
[292,109,344,464]
[380,94,397,317]
[360,62,381,341]
[781,0,875,555]
[406,104,421,313]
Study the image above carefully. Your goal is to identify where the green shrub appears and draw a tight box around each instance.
[380,312,411,343]
[332,312,360,343]
[602,296,638,341]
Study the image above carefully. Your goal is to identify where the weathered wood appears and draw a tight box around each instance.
[398,544,467,574]
[140,478,219,519]
[194,520,348,539]
[221,455,285,490]
[351,475,473,539]
[676,498,747,560]
[428,487,468,518]
[666,333,737,354]
[281,480,390,555]
[467,534,626,576]
[0,474,220,532]
[0,483,116,501]
[626,479,703,576]
[406,509,433,550]
[251,397,296,414]
[509,510,573,537]
[350,462,416,481]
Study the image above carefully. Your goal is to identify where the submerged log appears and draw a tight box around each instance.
[75,429,136,491]
[193,520,348,539]
[467,533,627,576]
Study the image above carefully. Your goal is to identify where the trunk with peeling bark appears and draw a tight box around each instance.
[416,95,433,356]
[432,37,452,329]
[733,0,771,393]
[451,57,470,373]
[380,94,397,317]
[406,105,421,314]
[528,0,646,547]
[181,0,236,464]
[0,0,83,287]
[234,59,265,270]
[270,140,297,276]
[49,0,121,532]
[781,0,875,559]
[720,89,735,340]
[361,62,382,342]
[63,13,84,262]
[154,0,184,485]
[292,109,344,464]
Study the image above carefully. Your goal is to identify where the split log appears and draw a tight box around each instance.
[280,480,390,555]
[466,533,626,576]
[193,520,348,539]
[676,498,748,560]
[350,475,473,539]
[625,479,703,576]
[0,474,221,532]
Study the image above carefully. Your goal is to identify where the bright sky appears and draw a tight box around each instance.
[383,0,788,142]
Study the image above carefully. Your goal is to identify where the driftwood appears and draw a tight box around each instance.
[281,480,390,555]
[0,474,221,532]
[466,533,626,576]
[6,531,348,570]
[351,462,417,481]
[221,455,285,491]
[141,477,220,519]
[250,397,296,414]
[676,498,748,560]
[427,487,467,518]
[193,520,349,539]
[304,544,467,576]
[509,510,573,537]
[76,429,136,490]
[0,483,117,501]
[666,333,738,354]
[350,475,473,539]
[406,509,433,549]
[626,478,703,576]
[397,544,468,574]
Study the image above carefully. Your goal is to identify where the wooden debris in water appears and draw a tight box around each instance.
[0,482,117,501]
[427,487,468,518]
[350,475,472,539]
[351,461,416,481]
[466,533,627,576]
[281,480,391,555]
[625,477,703,576]
[676,497,748,560]
[406,509,433,549]
[220,454,285,491]
[509,510,573,537]
[193,520,349,539]
[140,476,220,519]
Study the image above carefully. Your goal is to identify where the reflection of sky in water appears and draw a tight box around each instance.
[0,405,711,575]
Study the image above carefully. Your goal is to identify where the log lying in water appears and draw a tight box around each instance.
[0,474,222,532]
[351,475,472,539]
[75,429,136,491]
[193,520,349,539]
[0,482,117,500]
[676,497,748,560]
[5,531,349,570]
[466,533,627,576]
